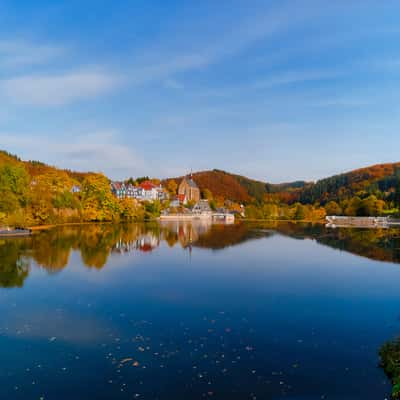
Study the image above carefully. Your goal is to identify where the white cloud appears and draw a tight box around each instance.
[0,70,121,106]
[0,130,144,179]
[0,38,65,68]
[252,69,342,89]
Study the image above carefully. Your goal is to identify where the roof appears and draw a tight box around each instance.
[111,181,123,190]
[178,194,186,202]
[139,180,156,191]
[183,176,199,189]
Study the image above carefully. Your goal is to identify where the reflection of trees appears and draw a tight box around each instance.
[30,231,73,272]
[194,223,272,250]
[0,239,30,287]
[253,221,400,264]
[2,222,400,289]
[79,225,121,268]
[317,228,400,264]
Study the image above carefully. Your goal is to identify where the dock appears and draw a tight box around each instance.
[325,216,400,228]
[160,212,235,223]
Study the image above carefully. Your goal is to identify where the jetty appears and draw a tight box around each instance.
[326,216,400,228]
[0,227,32,237]
[160,212,235,223]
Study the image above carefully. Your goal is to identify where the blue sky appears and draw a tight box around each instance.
[1,0,400,182]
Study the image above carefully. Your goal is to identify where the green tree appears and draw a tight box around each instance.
[395,178,400,210]
[144,200,161,220]
[345,196,362,216]
[0,164,30,211]
[293,203,307,220]
[325,201,342,216]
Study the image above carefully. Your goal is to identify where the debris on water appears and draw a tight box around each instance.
[119,358,133,365]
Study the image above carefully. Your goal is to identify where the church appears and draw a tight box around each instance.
[178,175,201,203]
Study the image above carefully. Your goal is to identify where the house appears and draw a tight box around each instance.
[169,198,180,208]
[111,182,140,199]
[192,199,212,215]
[71,185,81,193]
[170,193,187,208]
[139,181,167,201]
[178,175,200,203]
[111,180,167,201]
[111,182,125,199]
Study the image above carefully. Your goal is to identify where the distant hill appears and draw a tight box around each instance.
[166,169,306,203]
[167,162,400,205]
[2,149,400,206]
[300,162,400,204]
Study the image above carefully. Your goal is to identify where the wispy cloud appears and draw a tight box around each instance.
[127,2,326,86]
[252,69,342,89]
[0,70,121,106]
[0,38,65,68]
[0,130,144,178]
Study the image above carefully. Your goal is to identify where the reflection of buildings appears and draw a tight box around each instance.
[160,220,213,249]
[136,234,160,252]
[112,233,160,253]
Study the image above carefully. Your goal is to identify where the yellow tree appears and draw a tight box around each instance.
[119,198,139,220]
[167,179,178,195]
[81,174,120,221]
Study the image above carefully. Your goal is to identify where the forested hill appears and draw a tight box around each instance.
[168,163,400,206]
[166,169,306,203]
[1,147,400,220]
[300,162,400,204]
[0,150,91,183]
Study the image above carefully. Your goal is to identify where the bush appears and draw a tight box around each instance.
[380,337,400,399]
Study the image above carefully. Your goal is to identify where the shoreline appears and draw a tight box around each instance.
[27,219,161,231]
[26,218,326,231]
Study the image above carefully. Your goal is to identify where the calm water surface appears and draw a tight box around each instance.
[1,221,400,399]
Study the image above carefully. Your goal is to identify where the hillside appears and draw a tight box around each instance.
[167,162,400,208]
[167,170,252,203]
[166,169,307,204]
[0,150,21,166]
[300,162,400,204]
[0,150,91,183]
[0,147,400,211]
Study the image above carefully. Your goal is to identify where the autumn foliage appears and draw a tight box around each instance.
[1,149,400,226]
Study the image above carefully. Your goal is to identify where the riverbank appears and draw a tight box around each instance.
[26,218,326,231]
[242,218,325,224]
[27,218,163,232]
[28,221,105,231]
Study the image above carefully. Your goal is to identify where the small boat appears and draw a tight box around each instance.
[0,227,32,237]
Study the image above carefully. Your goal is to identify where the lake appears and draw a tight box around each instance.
[1,221,400,399]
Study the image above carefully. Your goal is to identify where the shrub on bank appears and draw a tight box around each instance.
[380,337,400,399]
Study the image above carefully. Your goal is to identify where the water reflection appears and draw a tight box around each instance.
[1,221,400,288]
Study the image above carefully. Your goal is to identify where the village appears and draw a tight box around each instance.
[109,174,236,222]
